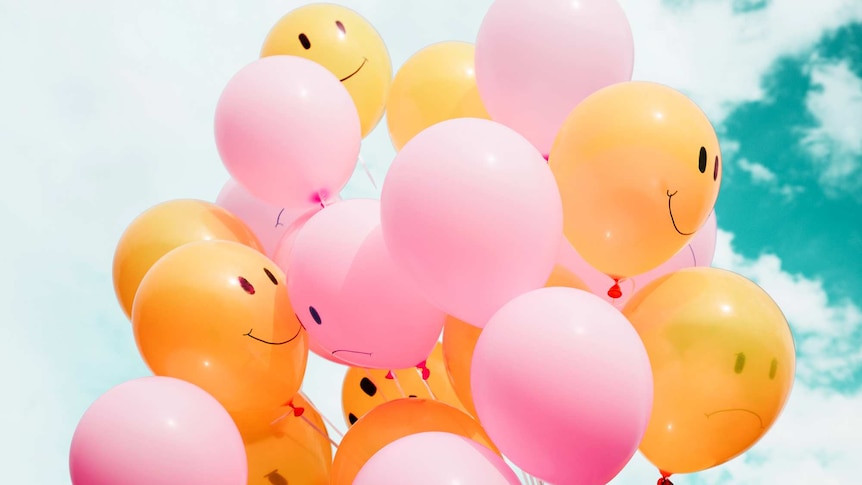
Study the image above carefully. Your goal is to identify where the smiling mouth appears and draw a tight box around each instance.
[339,58,367,82]
[667,190,695,236]
[705,408,764,429]
[332,349,372,357]
[243,325,302,345]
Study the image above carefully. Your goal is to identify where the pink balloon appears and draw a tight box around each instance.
[287,199,445,370]
[353,432,521,485]
[475,0,634,155]
[471,287,653,485]
[214,55,361,209]
[557,211,718,306]
[69,376,247,485]
[380,118,562,327]
[216,178,324,258]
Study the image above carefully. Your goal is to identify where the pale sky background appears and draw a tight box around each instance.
[1,0,861,483]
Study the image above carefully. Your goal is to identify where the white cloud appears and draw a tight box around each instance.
[1,0,861,484]
[801,59,862,199]
[737,157,777,182]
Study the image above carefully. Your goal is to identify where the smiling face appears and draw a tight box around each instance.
[549,81,722,277]
[261,4,392,137]
[623,268,795,473]
[132,240,308,414]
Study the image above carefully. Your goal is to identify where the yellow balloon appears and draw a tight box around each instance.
[341,343,469,427]
[233,396,332,485]
[261,4,391,137]
[112,199,262,320]
[549,81,722,278]
[386,41,490,151]
[623,267,795,474]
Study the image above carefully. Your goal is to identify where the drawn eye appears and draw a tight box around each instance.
[263,267,278,285]
[359,377,377,396]
[734,353,746,374]
[238,277,255,295]
[348,413,358,425]
[336,20,346,34]
[298,33,311,49]
[309,306,322,325]
[698,146,707,173]
[769,358,778,380]
[714,155,720,181]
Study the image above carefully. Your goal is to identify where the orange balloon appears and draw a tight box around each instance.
[623,268,795,474]
[549,81,722,278]
[132,240,308,414]
[341,343,469,427]
[331,398,497,485]
[112,199,262,320]
[233,395,332,485]
[442,264,588,417]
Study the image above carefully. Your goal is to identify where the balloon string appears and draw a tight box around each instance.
[416,368,437,400]
[298,390,345,439]
[391,371,406,397]
[363,368,390,402]
[299,412,340,449]
[357,155,378,190]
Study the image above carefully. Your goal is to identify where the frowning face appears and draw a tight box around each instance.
[261,3,392,137]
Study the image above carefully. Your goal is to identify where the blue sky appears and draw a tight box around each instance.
[1,0,860,483]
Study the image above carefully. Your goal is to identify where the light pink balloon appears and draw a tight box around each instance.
[557,211,718,306]
[216,178,325,258]
[475,0,634,155]
[380,118,562,327]
[214,55,361,209]
[471,287,653,485]
[287,199,445,370]
[69,376,247,485]
[353,432,521,485]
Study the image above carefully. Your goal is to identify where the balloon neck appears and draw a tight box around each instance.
[542,153,549,162]
[286,399,305,417]
[416,360,430,380]
[607,278,623,299]
[385,370,395,380]
[657,470,674,485]
[313,190,331,208]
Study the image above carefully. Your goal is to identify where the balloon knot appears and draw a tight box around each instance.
[416,360,430,380]
[607,278,623,299]
[287,399,304,417]
[657,470,673,485]
[385,370,394,380]
[542,154,550,162]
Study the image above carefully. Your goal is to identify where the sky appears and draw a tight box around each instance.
[1,0,860,483]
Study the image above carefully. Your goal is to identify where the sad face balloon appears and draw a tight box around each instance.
[623,267,795,474]
[261,4,392,137]
[549,81,722,278]
[287,199,445,370]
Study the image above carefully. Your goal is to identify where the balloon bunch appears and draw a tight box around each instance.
[70,1,797,485]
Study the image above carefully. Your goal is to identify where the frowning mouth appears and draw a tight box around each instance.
[332,349,372,356]
[339,58,367,82]
[667,190,695,236]
[705,408,764,429]
[244,326,302,345]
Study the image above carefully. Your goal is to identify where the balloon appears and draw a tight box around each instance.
[332,398,498,485]
[472,287,653,485]
[475,0,633,155]
[216,178,329,259]
[380,118,563,326]
[288,199,445,369]
[232,395,332,485]
[132,240,308,414]
[69,376,247,485]
[386,41,490,151]
[549,81,722,278]
[342,343,469,427]
[261,4,391,137]
[442,264,589,417]
[354,432,520,485]
[557,211,718,306]
[214,56,361,208]
[623,268,795,474]
[112,199,262,320]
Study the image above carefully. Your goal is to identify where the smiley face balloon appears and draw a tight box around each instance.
[132,240,308,414]
[261,4,392,137]
[549,81,722,278]
[623,267,795,474]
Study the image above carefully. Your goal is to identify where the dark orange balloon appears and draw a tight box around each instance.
[331,398,497,485]
[442,264,588,417]
[341,342,469,427]
[113,199,262,320]
[132,240,308,414]
[233,395,332,485]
